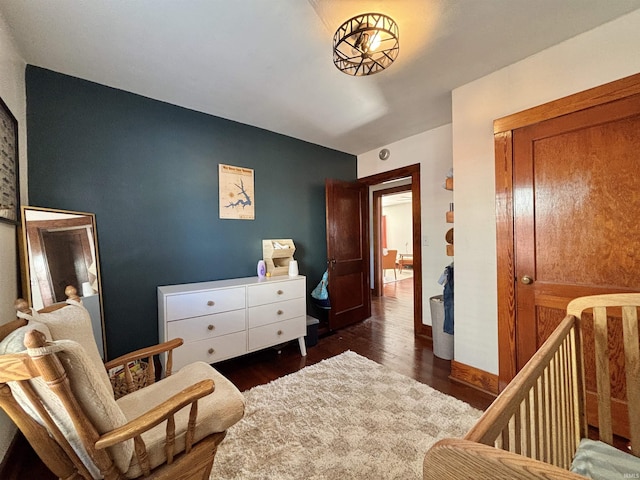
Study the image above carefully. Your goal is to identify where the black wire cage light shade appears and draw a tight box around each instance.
[333,13,399,76]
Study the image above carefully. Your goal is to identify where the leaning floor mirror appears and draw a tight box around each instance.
[19,206,107,359]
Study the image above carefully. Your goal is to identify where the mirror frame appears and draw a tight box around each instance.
[19,206,107,358]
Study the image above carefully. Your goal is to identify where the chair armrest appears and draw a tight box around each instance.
[423,439,586,480]
[104,338,184,371]
[94,379,214,450]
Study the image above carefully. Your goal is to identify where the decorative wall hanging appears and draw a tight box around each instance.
[219,164,255,220]
[0,96,19,224]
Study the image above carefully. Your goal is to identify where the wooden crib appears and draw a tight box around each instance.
[424,293,640,479]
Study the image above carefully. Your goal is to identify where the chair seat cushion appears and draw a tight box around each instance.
[117,361,244,478]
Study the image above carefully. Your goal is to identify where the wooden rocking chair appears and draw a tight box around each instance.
[0,287,245,479]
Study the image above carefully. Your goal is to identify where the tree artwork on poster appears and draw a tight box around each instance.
[219,164,255,220]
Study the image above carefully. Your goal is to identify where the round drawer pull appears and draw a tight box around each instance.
[277,290,284,295]
[208,348,215,355]
[207,300,215,307]
[277,330,283,336]
[207,324,215,331]
[277,309,283,315]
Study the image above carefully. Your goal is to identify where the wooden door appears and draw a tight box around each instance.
[325,179,371,330]
[503,87,640,438]
[513,94,640,365]
[41,229,93,303]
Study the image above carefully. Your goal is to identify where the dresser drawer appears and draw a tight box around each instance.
[167,309,245,343]
[248,298,306,328]
[248,317,305,351]
[247,278,305,307]
[159,276,307,365]
[173,331,247,370]
[165,287,245,321]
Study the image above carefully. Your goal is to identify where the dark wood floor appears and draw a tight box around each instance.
[3,275,494,478]
[216,276,494,410]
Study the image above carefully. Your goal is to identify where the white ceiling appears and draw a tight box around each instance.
[382,192,412,207]
[2,1,640,155]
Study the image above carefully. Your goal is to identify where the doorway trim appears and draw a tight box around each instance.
[359,163,427,336]
[495,72,640,391]
[372,184,412,297]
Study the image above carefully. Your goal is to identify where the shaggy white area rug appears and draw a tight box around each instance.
[211,351,482,479]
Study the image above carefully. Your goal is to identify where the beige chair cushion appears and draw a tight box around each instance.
[17,300,111,393]
[116,361,245,478]
[21,339,134,477]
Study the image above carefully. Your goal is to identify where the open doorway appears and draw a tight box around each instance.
[359,164,427,336]
[373,184,412,295]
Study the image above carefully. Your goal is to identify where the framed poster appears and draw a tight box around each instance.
[0,96,18,224]
[219,164,255,220]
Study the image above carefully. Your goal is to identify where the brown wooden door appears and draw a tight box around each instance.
[512,92,640,437]
[41,229,93,303]
[325,179,371,330]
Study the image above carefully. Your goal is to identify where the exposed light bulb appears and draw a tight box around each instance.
[368,32,381,51]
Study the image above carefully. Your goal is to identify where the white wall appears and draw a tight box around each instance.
[0,10,26,461]
[382,202,412,255]
[358,125,453,325]
[452,9,640,374]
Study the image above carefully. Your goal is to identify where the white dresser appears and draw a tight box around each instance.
[158,275,307,371]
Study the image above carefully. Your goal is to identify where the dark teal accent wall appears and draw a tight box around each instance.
[26,66,356,358]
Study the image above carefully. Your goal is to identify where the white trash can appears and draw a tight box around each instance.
[429,295,454,360]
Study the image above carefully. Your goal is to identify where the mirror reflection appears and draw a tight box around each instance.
[20,206,106,358]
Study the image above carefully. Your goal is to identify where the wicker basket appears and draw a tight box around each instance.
[110,361,148,399]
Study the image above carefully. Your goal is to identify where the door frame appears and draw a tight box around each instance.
[359,163,427,336]
[495,72,640,391]
[372,183,412,297]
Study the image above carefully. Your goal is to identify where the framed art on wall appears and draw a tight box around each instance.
[219,163,255,220]
[0,96,18,224]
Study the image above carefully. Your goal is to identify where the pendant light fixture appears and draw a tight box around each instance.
[333,13,399,76]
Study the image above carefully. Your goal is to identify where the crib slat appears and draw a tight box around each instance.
[526,388,535,458]
[559,341,571,468]
[593,306,613,445]
[543,367,551,463]
[622,305,640,456]
[494,432,503,450]
[556,345,566,468]
[569,326,582,453]
[534,377,543,461]
[508,416,517,453]
[519,398,529,456]
[549,356,560,466]
[559,340,571,469]
[514,404,522,454]
[563,336,577,466]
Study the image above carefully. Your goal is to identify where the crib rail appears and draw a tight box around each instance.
[566,294,640,456]
[465,314,583,470]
